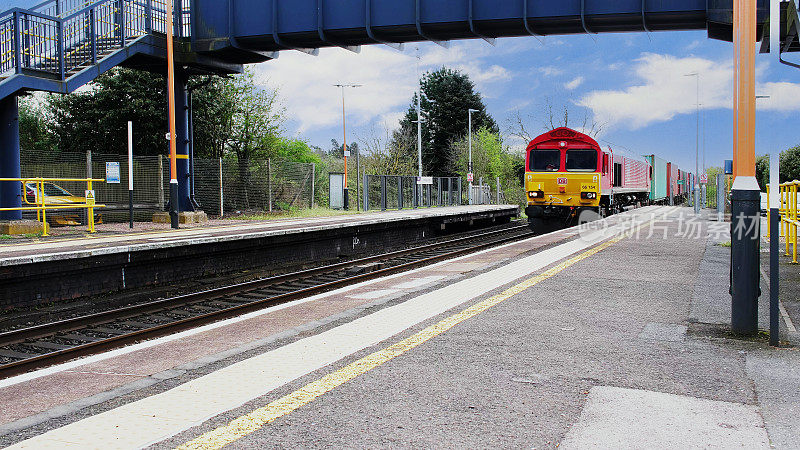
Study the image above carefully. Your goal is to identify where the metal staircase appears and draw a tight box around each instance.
[0,0,189,98]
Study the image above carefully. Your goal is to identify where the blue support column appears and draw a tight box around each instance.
[0,95,21,221]
[175,70,193,212]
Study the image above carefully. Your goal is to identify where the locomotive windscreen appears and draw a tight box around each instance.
[530,149,560,171]
[565,149,597,172]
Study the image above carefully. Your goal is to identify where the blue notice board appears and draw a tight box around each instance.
[106,162,121,184]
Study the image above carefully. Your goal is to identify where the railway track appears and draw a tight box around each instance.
[0,224,534,379]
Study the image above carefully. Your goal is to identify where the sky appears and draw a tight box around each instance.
[3,0,799,173]
[254,31,800,174]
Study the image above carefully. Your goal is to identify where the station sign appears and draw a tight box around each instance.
[85,190,96,206]
[724,160,733,175]
[417,176,433,185]
[700,173,708,184]
[467,173,474,182]
[106,162,121,184]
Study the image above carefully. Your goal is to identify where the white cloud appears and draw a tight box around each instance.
[578,53,800,130]
[251,41,513,133]
[755,82,800,111]
[538,66,564,77]
[564,76,584,90]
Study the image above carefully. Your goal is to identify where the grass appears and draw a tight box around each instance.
[226,207,362,221]
[717,241,732,247]
[0,232,42,240]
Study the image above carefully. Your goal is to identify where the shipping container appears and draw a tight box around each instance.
[645,155,668,201]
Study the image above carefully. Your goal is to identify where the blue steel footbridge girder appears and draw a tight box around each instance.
[193,0,771,59]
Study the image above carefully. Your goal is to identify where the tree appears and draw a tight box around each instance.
[756,154,770,191]
[396,67,497,176]
[507,97,603,143]
[45,67,235,158]
[780,145,800,183]
[329,139,359,159]
[754,146,800,190]
[358,126,417,176]
[19,97,58,156]
[223,69,284,164]
[220,69,286,206]
[191,76,237,159]
[449,128,526,206]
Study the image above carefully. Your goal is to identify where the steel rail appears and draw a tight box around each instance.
[0,224,534,378]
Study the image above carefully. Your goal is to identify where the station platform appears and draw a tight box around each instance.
[1,205,798,449]
[0,205,518,308]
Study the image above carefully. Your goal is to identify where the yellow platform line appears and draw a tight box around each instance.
[177,232,626,450]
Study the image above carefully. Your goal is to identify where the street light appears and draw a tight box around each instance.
[685,71,700,214]
[334,83,362,210]
[467,108,478,205]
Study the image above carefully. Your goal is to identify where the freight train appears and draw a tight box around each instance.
[524,127,688,233]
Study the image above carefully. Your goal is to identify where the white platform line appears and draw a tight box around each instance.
[759,267,797,333]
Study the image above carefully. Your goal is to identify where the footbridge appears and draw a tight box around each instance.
[0,0,795,218]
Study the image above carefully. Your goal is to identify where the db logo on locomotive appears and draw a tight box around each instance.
[557,177,568,185]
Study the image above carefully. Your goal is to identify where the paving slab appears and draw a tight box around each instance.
[560,386,769,449]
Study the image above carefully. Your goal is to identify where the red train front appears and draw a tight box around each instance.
[525,127,651,232]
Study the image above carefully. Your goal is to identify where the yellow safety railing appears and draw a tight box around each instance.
[772,180,799,264]
[0,178,105,236]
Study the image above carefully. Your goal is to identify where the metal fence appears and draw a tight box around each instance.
[21,151,316,220]
[193,157,315,216]
[469,177,508,206]
[21,151,163,222]
[362,175,463,211]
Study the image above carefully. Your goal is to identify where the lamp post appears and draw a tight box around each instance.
[685,71,700,214]
[467,108,478,205]
[334,83,362,210]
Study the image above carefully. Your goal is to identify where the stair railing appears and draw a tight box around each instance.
[0,0,189,80]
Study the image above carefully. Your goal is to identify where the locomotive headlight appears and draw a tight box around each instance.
[528,190,544,199]
[581,192,597,200]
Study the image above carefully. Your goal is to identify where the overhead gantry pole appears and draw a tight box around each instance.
[730,0,761,335]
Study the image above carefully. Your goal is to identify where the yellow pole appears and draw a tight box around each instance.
[786,185,791,256]
[794,184,798,263]
[39,180,48,236]
[88,179,95,233]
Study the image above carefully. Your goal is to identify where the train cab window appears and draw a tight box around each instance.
[530,149,561,171]
[565,149,598,172]
[602,154,609,174]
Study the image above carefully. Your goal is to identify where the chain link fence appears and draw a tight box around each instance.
[21,151,316,221]
[191,157,315,216]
